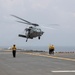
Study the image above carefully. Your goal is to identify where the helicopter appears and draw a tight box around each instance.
[11,15,44,42]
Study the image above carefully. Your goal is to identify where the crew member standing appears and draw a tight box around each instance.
[12,44,17,58]
[49,45,55,54]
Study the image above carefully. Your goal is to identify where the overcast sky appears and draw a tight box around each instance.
[0,0,75,47]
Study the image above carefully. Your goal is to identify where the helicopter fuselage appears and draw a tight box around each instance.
[19,27,44,40]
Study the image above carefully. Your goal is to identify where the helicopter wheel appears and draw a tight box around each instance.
[38,36,40,39]
[26,39,28,42]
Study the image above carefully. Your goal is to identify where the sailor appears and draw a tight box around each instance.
[49,45,55,54]
[12,44,17,58]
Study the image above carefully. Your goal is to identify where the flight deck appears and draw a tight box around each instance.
[0,50,75,75]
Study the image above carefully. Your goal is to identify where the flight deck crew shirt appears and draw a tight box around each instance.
[12,46,16,51]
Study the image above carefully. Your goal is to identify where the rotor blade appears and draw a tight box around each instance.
[17,21,39,26]
[32,23,39,26]
[49,24,59,26]
[16,21,32,25]
[11,15,39,26]
[11,15,32,24]
[41,26,55,30]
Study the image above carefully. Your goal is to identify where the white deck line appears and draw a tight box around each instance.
[52,70,75,73]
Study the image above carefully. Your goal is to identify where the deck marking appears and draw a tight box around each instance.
[23,52,75,62]
[52,70,75,73]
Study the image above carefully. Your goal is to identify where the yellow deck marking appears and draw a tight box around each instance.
[23,52,75,62]
[1,51,75,61]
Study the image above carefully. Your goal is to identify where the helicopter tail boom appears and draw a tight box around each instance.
[18,34,26,38]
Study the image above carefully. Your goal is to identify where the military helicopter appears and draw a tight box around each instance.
[11,15,44,42]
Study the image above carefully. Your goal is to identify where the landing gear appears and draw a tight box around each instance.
[38,36,40,39]
[26,38,28,42]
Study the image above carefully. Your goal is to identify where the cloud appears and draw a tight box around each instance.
[28,0,52,10]
[73,13,75,17]
[0,0,75,47]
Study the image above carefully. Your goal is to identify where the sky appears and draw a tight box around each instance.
[0,0,75,47]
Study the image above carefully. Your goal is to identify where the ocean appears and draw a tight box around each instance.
[0,46,75,52]
[18,46,75,52]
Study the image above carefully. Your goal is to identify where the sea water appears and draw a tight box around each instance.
[0,46,75,52]
[18,46,75,52]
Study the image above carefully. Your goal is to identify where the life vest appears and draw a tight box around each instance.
[12,46,16,51]
[49,45,54,50]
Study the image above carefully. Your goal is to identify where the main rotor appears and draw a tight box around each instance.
[11,15,39,27]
